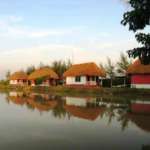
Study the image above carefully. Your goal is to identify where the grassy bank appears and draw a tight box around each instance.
[0,84,150,99]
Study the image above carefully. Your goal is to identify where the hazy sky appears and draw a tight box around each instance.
[0,0,138,79]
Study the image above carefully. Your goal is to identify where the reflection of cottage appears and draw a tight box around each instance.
[63,62,106,87]
[28,67,59,86]
[130,101,150,115]
[64,96,105,121]
[128,100,150,132]
[64,105,104,121]
[8,92,26,106]
[66,97,88,107]
[65,96,99,106]
[9,71,28,85]
[127,59,150,89]
[27,95,58,112]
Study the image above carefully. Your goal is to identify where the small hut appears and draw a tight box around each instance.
[9,71,28,85]
[63,62,106,87]
[28,67,59,86]
[127,59,150,89]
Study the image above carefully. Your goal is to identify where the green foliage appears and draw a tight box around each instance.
[105,58,115,79]
[5,70,11,80]
[35,76,47,85]
[0,80,9,85]
[117,53,131,74]
[99,63,105,71]
[105,58,116,88]
[26,65,35,75]
[121,0,150,64]
[51,59,72,77]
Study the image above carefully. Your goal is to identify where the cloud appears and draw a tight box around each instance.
[4,26,75,38]
[0,38,138,76]
[9,16,23,22]
[0,15,83,38]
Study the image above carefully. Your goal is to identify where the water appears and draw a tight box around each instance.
[0,92,150,150]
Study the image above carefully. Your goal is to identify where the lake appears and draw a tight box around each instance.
[0,91,150,150]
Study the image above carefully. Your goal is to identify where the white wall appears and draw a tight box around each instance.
[66,76,87,85]
[10,80,18,85]
[131,84,150,89]
[10,80,26,85]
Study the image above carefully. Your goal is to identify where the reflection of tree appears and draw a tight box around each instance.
[117,109,129,131]
[52,100,68,119]
[105,105,115,125]
[5,94,10,104]
[104,103,130,131]
[26,102,35,110]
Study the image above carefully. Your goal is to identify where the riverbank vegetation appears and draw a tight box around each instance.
[0,84,150,99]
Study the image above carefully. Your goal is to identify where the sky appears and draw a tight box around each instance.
[0,0,138,79]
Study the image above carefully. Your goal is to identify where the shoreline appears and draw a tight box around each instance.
[0,84,150,99]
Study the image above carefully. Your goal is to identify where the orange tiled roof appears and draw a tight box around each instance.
[64,105,104,121]
[63,62,106,77]
[28,67,59,80]
[127,59,150,74]
[8,96,26,105]
[27,98,57,111]
[9,71,28,80]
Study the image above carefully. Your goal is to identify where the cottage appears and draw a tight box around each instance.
[63,62,106,87]
[9,71,28,85]
[28,67,59,86]
[127,59,150,89]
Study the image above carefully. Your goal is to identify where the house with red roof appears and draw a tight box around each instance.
[127,59,150,89]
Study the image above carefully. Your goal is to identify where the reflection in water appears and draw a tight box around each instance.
[65,97,105,121]
[7,91,150,132]
[128,101,150,132]
[2,92,150,150]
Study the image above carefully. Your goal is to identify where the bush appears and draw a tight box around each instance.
[0,80,9,86]
[35,76,47,85]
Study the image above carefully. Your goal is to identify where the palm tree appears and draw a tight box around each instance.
[105,58,115,88]
[51,59,72,77]
[117,53,131,87]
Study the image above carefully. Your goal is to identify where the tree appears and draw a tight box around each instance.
[38,62,45,69]
[99,63,106,86]
[5,70,11,80]
[117,53,130,74]
[117,53,131,87]
[26,65,36,75]
[51,60,72,77]
[121,0,150,64]
[105,58,116,88]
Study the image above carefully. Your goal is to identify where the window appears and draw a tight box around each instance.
[91,76,95,81]
[75,76,81,82]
